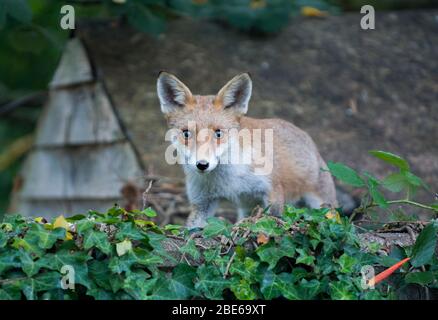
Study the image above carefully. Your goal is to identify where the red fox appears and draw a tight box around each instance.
[157,72,338,228]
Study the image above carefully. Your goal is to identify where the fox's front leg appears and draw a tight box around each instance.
[186,198,218,229]
[268,184,285,216]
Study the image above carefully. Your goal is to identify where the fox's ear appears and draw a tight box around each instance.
[215,73,252,114]
[157,72,193,113]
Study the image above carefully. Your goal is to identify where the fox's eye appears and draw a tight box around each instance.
[214,129,223,139]
[182,129,191,139]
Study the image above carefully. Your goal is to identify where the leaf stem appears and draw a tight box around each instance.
[385,199,435,211]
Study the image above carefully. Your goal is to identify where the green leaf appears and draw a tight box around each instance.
[368,179,388,208]
[337,254,357,274]
[410,223,437,267]
[83,229,112,255]
[256,236,295,270]
[0,231,7,248]
[382,173,410,192]
[202,217,232,238]
[405,271,435,285]
[230,279,257,300]
[116,222,147,241]
[109,249,163,274]
[132,248,163,266]
[141,207,157,217]
[75,219,95,234]
[88,260,112,291]
[122,271,157,299]
[147,232,177,264]
[116,239,132,256]
[0,250,20,275]
[195,265,230,299]
[329,281,356,300]
[229,257,259,281]
[150,264,197,299]
[260,270,284,299]
[27,224,66,249]
[295,248,315,266]
[0,288,20,300]
[298,279,321,299]
[250,216,283,236]
[327,162,365,187]
[179,239,200,260]
[18,250,40,277]
[86,288,114,300]
[369,150,409,171]
[21,271,61,299]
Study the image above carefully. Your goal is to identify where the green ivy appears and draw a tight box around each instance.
[1,152,437,300]
[0,203,430,300]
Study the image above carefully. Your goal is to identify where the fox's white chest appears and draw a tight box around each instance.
[184,164,271,204]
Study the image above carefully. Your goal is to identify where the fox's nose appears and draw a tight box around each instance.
[196,160,209,171]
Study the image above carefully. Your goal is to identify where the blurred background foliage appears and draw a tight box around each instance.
[0,0,437,215]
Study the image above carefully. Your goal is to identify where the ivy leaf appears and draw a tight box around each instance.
[20,271,61,300]
[369,150,409,171]
[230,279,257,300]
[256,236,295,270]
[298,279,321,299]
[337,254,357,274]
[132,248,163,266]
[26,224,66,249]
[0,250,20,274]
[86,289,115,300]
[83,229,112,255]
[295,248,315,266]
[123,271,158,299]
[202,217,232,238]
[116,239,132,257]
[329,281,356,300]
[410,223,437,267]
[195,265,230,299]
[0,231,8,248]
[116,222,147,241]
[109,254,137,275]
[179,239,200,260]
[147,232,178,264]
[260,270,284,299]
[11,236,44,258]
[327,162,365,187]
[229,257,259,282]
[53,215,70,230]
[250,216,283,236]
[18,250,40,277]
[76,219,95,234]
[0,288,20,300]
[150,264,197,299]
[88,260,112,291]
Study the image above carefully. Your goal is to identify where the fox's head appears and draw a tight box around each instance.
[157,72,252,173]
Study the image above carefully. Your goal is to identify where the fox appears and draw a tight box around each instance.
[156,71,338,228]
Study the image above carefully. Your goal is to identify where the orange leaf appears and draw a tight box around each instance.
[369,257,410,286]
[301,6,328,18]
[257,233,269,245]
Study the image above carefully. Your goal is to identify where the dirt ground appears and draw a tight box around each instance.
[78,10,438,219]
